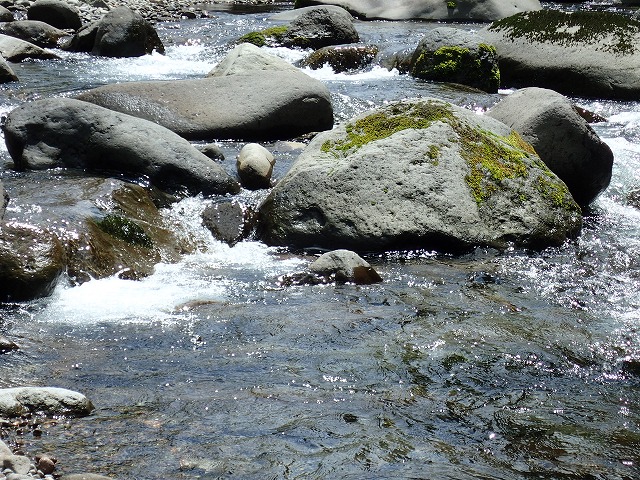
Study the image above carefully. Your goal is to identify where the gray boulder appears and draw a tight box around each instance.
[3,98,239,196]
[208,42,300,77]
[0,20,69,48]
[283,6,359,49]
[0,33,58,61]
[0,386,93,417]
[238,6,358,50]
[293,0,541,21]
[201,200,257,246]
[300,43,378,72]
[236,143,275,190]
[76,70,333,141]
[488,87,613,207]
[0,223,65,302]
[410,27,500,93]
[0,6,13,22]
[309,249,382,284]
[27,0,82,30]
[481,10,640,99]
[259,98,582,252]
[91,6,164,57]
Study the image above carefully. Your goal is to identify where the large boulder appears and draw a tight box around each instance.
[293,0,541,21]
[238,6,358,49]
[76,70,333,141]
[0,33,58,61]
[410,27,500,93]
[488,87,613,207]
[3,98,239,196]
[27,0,82,30]
[481,10,640,99]
[0,222,65,302]
[259,98,582,252]
[0,20,68,48]
[91,6,164,57]
[0,387,93,417]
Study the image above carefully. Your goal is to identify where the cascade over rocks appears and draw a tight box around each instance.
[3,97,239,196]
[481,10,640,99]
[0,387,93,417]
[488,87,613,207]
[259,98,582,252]
[293,0,542,21]
[27,0,82,30]
[77,48,333,140]
[410,27,500,93]
[0,20,69,48]
[0,222,65,302]
[0,33,59,61]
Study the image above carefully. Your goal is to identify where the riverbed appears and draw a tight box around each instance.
[0,2,639,479]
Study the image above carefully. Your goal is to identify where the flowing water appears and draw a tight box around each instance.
[0,3,639,479]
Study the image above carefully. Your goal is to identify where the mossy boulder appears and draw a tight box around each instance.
[481,10,640,99]
[293,0,541,21]
[300,43,378,72]
[238,6,359,50]
[410,27,500,93]
[259,98,582,253]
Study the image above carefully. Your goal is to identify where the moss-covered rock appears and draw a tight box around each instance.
[259,98,582,253]
[481,10,640,98]
[410,28,500,93]
[300,43,378,72]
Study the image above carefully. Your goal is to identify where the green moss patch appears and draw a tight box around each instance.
[96,214,152,248]
[237,25,289,47]
[489,10,640,56]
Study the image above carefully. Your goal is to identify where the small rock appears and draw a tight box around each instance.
[36,455,56,475]
[1,454,31,475]
[236,143,275,190]
[309,249,382,284]
[198,143,225,161]
[201,200,257,246]
[0,336,18,353]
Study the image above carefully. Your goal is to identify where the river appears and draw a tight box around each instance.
[0,2,638,479]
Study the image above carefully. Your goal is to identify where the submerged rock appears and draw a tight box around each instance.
[481,10,640,99]
[3,97,239,196]
[27,0,82,30]
[0,223,65,302]
[76,69,333,141]
[0,387,93,417]
[410,27,500,93]
[293,0,541,21]
[488,87,613,207]
[259,98,582,253]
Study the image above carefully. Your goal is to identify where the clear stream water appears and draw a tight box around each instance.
[0,2,639,479]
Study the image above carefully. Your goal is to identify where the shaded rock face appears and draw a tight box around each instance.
[201,200,257,246]
[481,10,640,99]
[0,387,93,417]
[0,33,59,61]
[294,0,542,21]
[27,0,82,30]
[0,222,65,302]
[92,6,165,57]
[3,97,239,196]
[0,180,7,219]
[259,98,582,253]
[0,20,69,48]
[410,27,500,93]
[0,54,16,83]
[488,87,613,207]
[0,6,13,22]
[76,70,334,141]
[300,43,378,72]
